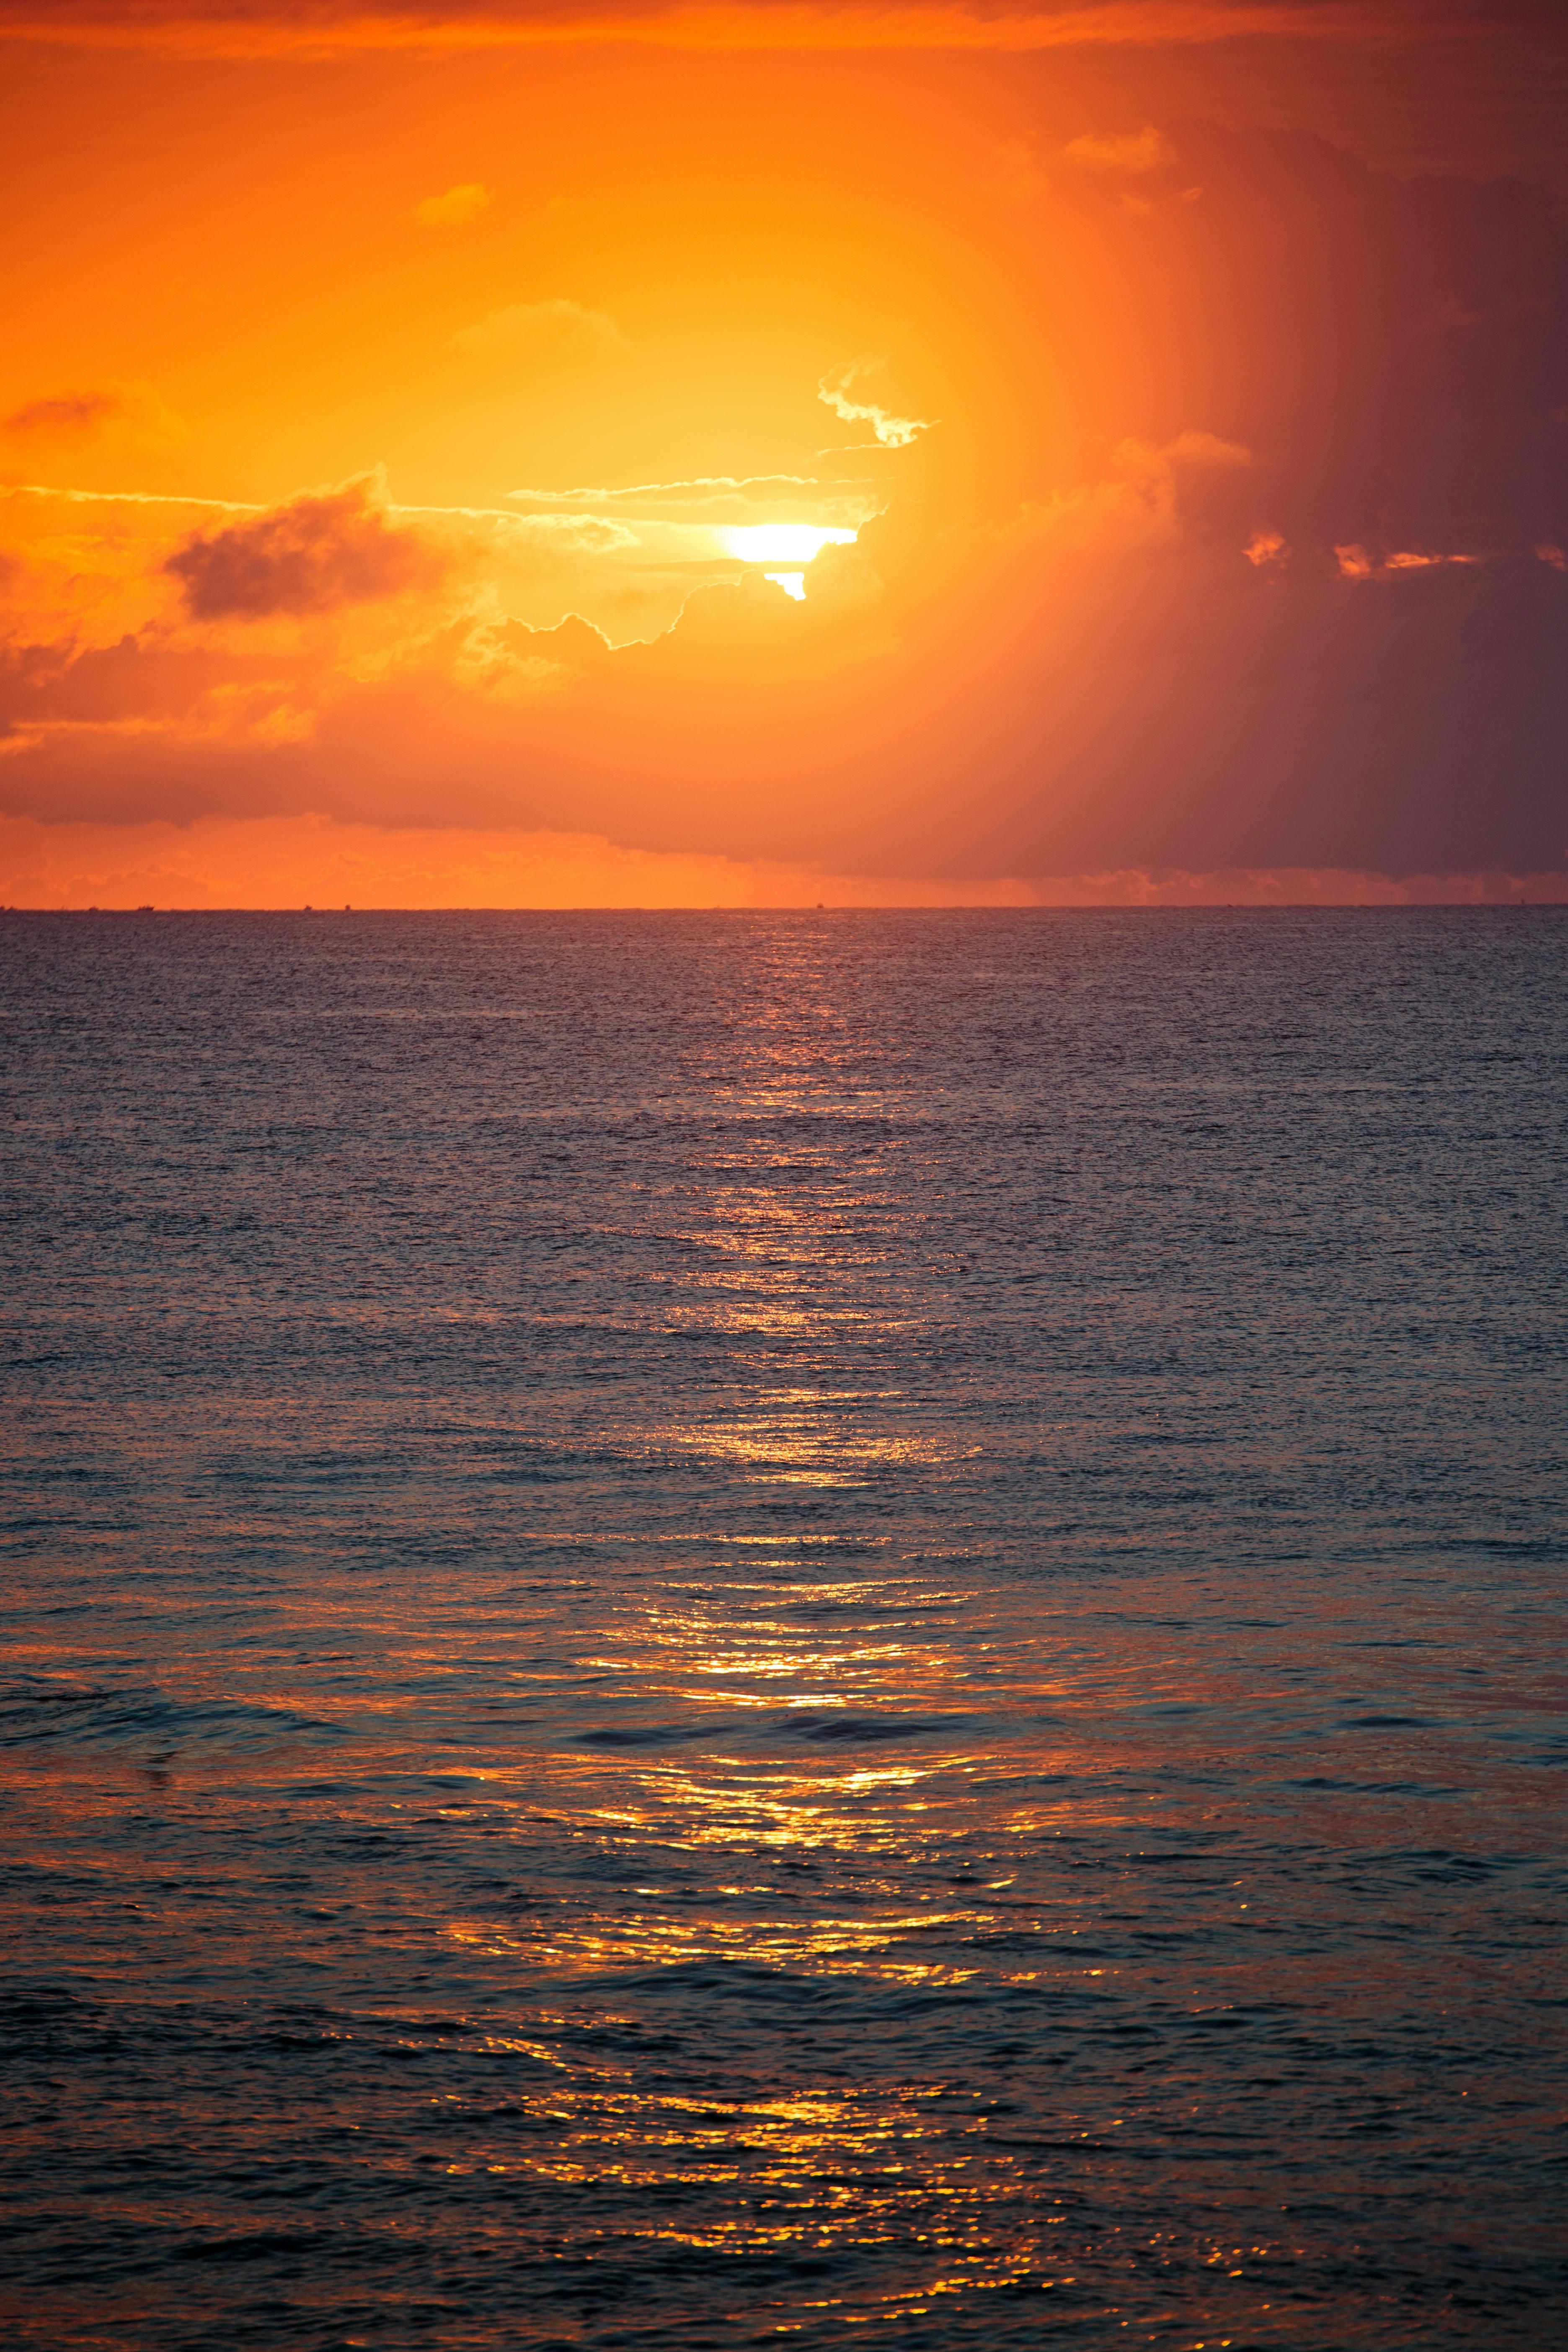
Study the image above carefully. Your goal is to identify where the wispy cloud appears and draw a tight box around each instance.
[3,389,124,437]
[1058,124,1175,170]
[2,384,184,450]
[1335,543,1485,579]
[2,484,263,511]
[493,512,641,553]
[0,4,1492,63]
[510,474,844,509]
[818,361,933,450]
[412,181,491,226]
[455,298,626,355]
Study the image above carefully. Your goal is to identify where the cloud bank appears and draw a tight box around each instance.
[5,813,1559,911]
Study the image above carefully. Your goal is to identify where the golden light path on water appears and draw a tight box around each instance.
[430,1581,1116,2309]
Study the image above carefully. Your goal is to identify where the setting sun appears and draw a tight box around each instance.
[718,525,859,565]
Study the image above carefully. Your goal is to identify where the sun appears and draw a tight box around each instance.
[717,525,858,564]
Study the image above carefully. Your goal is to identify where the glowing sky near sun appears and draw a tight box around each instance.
[1,0,1565,905]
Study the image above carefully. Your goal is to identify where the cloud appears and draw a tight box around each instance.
[455,298,626,356]
[1335,542,1485,579]
[818,361,934,450]
[999,431,1254,555]
[0,385,184,452]
[494,512,641,556]
[7,515,1567,885]
[0,485,258,512]
[511,474,844,509]
[5,812,1561,911]
[1059,125,1176,171]
[506,474,880,537]
[3,390,123,438]
[0,4,1529,62]
[1119,429,1253,480]
[412,181,491,226]
[163,477,444,619]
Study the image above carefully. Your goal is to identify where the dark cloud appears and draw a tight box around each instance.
[164,480,443,619]
[841,535,1568,882]
[1007,119,1568,560]
[3,390,121,436]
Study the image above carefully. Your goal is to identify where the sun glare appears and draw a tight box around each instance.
[719,526,858,563]
[766,572,807,601]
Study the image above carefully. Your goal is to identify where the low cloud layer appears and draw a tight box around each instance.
[5,812,1558,911]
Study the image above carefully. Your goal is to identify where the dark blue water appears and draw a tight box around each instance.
[2,909,1564,2350]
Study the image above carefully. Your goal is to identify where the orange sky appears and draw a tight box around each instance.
[3,0,1565,904]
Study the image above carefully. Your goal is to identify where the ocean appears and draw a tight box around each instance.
[2,908,1564,2349]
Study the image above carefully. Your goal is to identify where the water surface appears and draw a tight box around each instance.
[2,909,1564,2349]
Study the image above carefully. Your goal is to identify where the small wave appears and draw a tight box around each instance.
[576,1720,707,1748]
[788,1712,948,1743]
[0,1679,345,1755]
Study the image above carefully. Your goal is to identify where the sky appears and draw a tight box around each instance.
[2,0,1565,906]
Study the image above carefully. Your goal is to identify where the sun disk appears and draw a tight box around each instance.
[719,525,857,564]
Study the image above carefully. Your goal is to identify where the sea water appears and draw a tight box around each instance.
[1,909,1564,2349]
